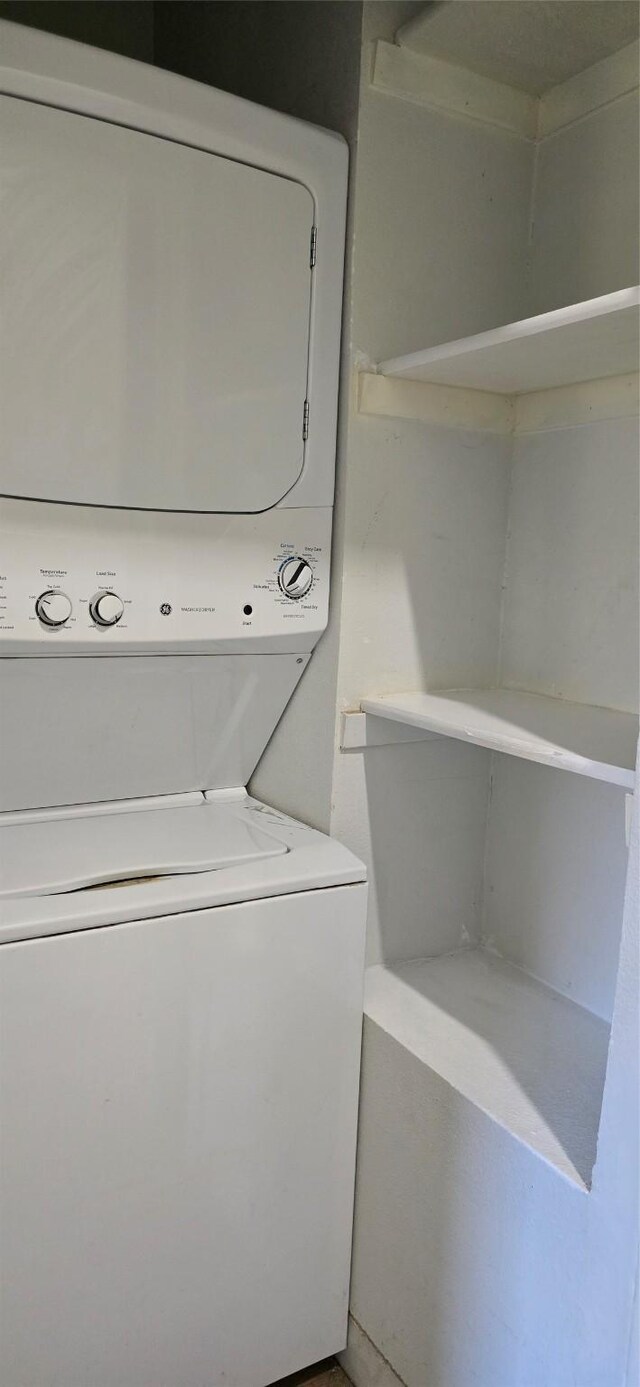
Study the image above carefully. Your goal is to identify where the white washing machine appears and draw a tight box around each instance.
[0,22,366,1387]
[0,792,366,1387]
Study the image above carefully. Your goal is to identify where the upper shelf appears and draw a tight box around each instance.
[360,689,638,789]
[395,3,639,99]
[378,288,640,396]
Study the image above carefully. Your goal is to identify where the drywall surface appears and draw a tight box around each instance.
[579,769,639,1387]
[484,757,630,1020]
[340,1315,406,1387]
[351,64,534,357]
[336,419,512,704]
[350,1016,592,1387]
[530,91,640,314]
[499,416,640,712]
[627,1277,640,1387]
[349,990,638,1387]
[154,1,363,141]
[334,738,489,966]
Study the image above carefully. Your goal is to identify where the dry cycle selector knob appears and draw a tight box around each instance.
[90,591,124,627]
[35,590,72,627]
[278,557,313,600]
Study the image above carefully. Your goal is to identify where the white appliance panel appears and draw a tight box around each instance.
[0,94,313,513]
[0,500,330,654]
[0,655,309,811]
[0,884,367,1387]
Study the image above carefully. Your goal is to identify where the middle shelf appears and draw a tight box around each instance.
[357,688,638,788]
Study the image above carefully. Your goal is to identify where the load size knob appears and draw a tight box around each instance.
[90,591,124,627]
[278,557,313,600]
[35,590,72,627]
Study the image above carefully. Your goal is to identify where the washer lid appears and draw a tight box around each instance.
[0,799,287,900]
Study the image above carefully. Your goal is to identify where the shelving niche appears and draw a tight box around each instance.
[365,949,610,1189]
[360,288,640,433]
[358,689,638,789]
[348,7,639,1196]
[350,409,638,1189]
[378,288,640,395]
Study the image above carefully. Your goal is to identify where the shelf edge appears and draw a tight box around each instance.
[360,696,637,789]
[378,287,640,383]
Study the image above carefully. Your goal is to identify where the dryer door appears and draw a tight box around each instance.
[0,95,313,512]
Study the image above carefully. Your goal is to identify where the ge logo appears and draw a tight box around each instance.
[160,603,172,616]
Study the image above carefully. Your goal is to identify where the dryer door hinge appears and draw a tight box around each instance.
[310,226,317,268]
[302,399,310,441]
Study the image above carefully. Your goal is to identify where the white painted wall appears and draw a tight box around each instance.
[336,738,490,966]
[627,1276,640,1387]
[529,92,640,314]
[347,1014,595,1387]
[499,416,639,712]
[483,759,629,1020]
[351,84,534,357]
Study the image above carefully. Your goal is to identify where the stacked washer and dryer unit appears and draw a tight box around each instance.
[0,22,366,1387]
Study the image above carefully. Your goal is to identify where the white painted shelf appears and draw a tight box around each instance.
[360,689,638,788]
[365,948,611,1188]
[378,287,640,395]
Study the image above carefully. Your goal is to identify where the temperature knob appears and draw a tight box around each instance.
[90,591,124,627]
[35,590,72,627]
[278,557,313,600]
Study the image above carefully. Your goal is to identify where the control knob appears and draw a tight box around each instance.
[278,557,313,600]
[35,590,72,627]
[90,591,124,627]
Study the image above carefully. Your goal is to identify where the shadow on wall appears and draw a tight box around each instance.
[0,2,154,59]
[358,736,490,963]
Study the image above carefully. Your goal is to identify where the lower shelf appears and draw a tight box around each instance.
[364,947,610,1189]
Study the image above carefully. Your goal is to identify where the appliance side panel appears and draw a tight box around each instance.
[0,883,367,1387]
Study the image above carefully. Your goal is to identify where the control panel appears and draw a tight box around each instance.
[0,501,331,655]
